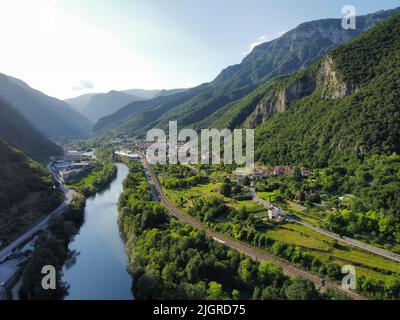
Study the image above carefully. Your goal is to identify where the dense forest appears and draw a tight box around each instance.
[118,160,346,300]
[21,196,86,300]
[0,97,63,162]
[92,9,399,139]
[0,139,61,245]
[254,13,400,167]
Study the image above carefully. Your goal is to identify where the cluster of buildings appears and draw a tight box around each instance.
[115,150,141,161]
[51,151,93,184]
[230,166,311,183]
[253,166,311,178]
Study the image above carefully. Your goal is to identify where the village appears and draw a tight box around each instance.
[50,151,94,184]
[110,138,312,223]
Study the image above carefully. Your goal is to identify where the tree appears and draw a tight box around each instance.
[220,183,232,197]
[135,270,162,300]
[231,289,240,300]
[185,255,204,283]
[238,257,257,286]
[258,261,284,286]
[384,275,400,299]
[262,285,283,300]
[162,263,177,283]
[284,278,319,300]
[207,281,225,300]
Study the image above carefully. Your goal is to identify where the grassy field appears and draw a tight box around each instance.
[286,202,325,225]
[163,182,265,215]
[66,165,104,189]
[257,191,280,203]
[160,173,400,285]
[266,222,400,281]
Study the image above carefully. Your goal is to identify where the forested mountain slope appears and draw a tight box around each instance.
[93,8,399,138]
[0,139,59,235]
[0,73,93,138]
[252,12,400,167]
[0,97,63,161]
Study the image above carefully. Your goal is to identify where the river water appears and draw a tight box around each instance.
[62,163,133,300]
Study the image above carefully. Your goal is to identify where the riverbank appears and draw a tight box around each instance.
[118,159,347,300]
[61,163,133,300]
[16,161,121,300]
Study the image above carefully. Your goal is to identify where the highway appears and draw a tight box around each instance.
[140,155,366,300]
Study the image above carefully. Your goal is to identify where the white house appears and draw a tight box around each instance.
[268,205,283,219]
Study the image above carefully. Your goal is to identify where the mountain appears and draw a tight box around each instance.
[92,7,399,138]
[0,97,63,161]
[120,89,161,100]
[83,90,142,122]
[119,88,188,99]
[65,93,99,111]
[0,138,57,233]
[76,91,143,122]
[154,88,189,98]
[66,88,188,122]
[0,73,93,138]
[252,12,400,167]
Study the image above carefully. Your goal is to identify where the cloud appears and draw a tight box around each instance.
[243,31,287,56]
[72,80,95,91]
[277,30,287,37]
[247,35,271,53]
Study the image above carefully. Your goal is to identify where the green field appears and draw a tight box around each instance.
[266,223,400,281]
[163,182,265,215]
[257,191,280,203]
[160,173,400,285]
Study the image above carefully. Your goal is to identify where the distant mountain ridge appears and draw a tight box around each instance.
[0,73,93,138]
[92,7,399,138]
[66,88,188,122]
[77,90,143,122]
[0,97,63,161]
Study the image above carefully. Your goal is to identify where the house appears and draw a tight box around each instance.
[273,166,285,176]
[268,205,283,219]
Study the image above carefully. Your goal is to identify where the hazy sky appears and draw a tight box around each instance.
[0,0,398,99]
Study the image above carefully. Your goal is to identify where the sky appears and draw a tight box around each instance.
[0,0,399,99]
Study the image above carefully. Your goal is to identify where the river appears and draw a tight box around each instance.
[62,163,133,300]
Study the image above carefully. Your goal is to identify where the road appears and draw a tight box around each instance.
[249,187,271,209]
[291,217,400,263]
[141,155,366,300]
[0,162,77,288]
[249,188,400,263]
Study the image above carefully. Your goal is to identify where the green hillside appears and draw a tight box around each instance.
[0,97,63,162]
[0,72,93,138]
[254,12,400,167]
[0,139,60,243]
[93,8,399,138]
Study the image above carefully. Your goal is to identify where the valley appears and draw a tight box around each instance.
[0,3,400,303]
